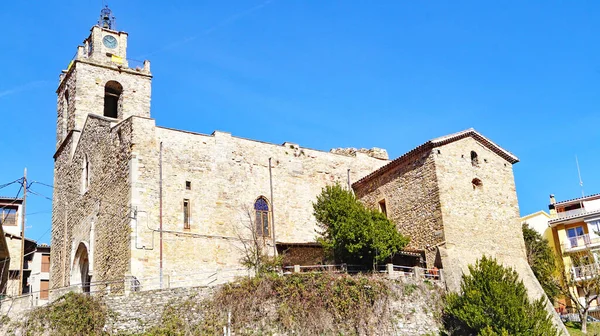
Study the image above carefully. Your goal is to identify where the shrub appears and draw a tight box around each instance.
[443,256,557,336]
[313,184,408,267]
[146,273,393,335]
[19,292,108,336]
[522,223,560,303]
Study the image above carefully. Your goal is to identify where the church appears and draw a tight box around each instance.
[50,7,549,309]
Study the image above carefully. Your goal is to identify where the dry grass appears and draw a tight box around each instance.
[145,273,396,336]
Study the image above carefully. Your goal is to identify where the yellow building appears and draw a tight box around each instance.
[547,193,600,316]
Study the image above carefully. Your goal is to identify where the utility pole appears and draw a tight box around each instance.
[18,168,27,295]
[159,143,163,289]
[269,158,277,257]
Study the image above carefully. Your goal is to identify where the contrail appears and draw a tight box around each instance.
[0,81,49,99]
[138,0,274,59]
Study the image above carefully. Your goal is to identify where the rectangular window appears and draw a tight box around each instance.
[255,211,270,237]
[185,181,191,190]
[40,280,49,300]
[567,226,585,238]
[379,199,387,217]
[8,270,18,280]
[183,199,190,230]
[1,209,17,226]
[41,255,50,273]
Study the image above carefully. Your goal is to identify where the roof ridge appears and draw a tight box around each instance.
[353,128,518,187]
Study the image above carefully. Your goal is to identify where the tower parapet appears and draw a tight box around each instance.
[55,6,152,148]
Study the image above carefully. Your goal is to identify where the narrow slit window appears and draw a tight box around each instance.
[183,199,190,229]
[379,199,387,217]
[63,89,70,136]
[81,154,90,193]
[185,181,191,190]
[471,151,479,167]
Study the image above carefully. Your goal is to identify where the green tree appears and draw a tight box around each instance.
[555,251,600,335]
[444,256,557,336]
[312,184,408,268]
[522,223,560,303]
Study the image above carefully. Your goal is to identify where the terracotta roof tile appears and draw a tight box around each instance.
[353,128,518,187]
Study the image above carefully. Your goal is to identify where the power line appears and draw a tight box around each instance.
[27,210,52,216]
[34,226,52,243]
[0,178,22,190]
[30,181,135,213]
[26,189,52,202]
[0,181,23,216]
[27,186,132,225]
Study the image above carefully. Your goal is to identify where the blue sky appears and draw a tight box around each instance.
[1,1,599,244]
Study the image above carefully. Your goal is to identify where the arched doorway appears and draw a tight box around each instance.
[71,243,91,293]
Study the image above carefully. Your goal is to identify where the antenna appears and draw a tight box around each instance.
[576,155,585,198]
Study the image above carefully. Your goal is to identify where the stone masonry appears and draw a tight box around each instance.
[49,12,567,334]
[354,130,567,333]
[50,20,389,290]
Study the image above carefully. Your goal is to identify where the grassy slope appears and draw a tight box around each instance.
[565,322,600,336]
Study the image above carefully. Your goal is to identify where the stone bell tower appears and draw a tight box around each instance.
[55,5,152,149]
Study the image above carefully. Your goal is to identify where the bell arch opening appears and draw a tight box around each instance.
[104,81,123,118]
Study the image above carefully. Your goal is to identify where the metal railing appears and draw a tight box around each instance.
[0,264,445,318]
[125,58,146,71]
[282,264,349,274]
[282,263,444,282]
[572,263,600,281]
[557,208,588,219]
[563,234,600,251]
[0,267,251,317]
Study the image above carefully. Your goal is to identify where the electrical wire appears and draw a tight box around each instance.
[0,178,22,190]
[30,180,135,213]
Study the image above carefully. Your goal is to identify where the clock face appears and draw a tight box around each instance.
[103,35,118,49]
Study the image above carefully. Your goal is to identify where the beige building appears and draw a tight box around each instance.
[49,8,564,330]
[28,244,51,304]
[0,196,36,298]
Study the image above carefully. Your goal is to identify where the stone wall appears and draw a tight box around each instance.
[50,116,133,291]
[104,286,214,334]
[352,135,567,333]
[127,120,389,281]
[354,149,443,267]
[102,278,441,335]
[432,137,547,296]
[432,137,566,333]
[69,61,152,133]
[55,58,151,148]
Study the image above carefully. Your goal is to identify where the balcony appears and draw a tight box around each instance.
[551,207,600,224]
[572,263,600,282]
[563,234,600,253]
[557,208,589,219]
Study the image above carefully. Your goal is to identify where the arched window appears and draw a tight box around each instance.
[470,151,479,167]
[254,197,270,237]
[104,81,122,118]
[81,155,90,193]
[472,178,483,190]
